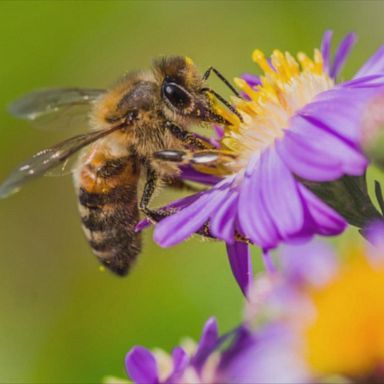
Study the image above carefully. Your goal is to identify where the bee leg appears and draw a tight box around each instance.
[139,167,157,215]
[154,149,234,167]
[139,166,214,238]
[139,167,202,209]
[165,121,214,150]
[140,166,250,243]
[139,167,177,221]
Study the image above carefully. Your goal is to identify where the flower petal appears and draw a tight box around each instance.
[276,134,344,181]
[343,74,384,89]
[135,218,151,233]
[218,326,253,373]
[330,32,356,79]
[154,181,231,247]
[238,154,279,247]
[220,325,309,384]
[241,73,261,87]
[262,249,277,274]
[320,30,333,74]
[136,192,204,233]
[226,241,253,296]
[300,86,375,144]
[192,317,219,372]
[362,221,384,267]
[280,241,338,288]
[299,184,347,235]
[355,45,384,78]
[209,188,238,243]
[166,348,189,384]
[126,347,159,384]
[179,165,221,185]
[277,115,367,181]
[260,149,304,239]
[210,125,225,147]
[214,125,225,139]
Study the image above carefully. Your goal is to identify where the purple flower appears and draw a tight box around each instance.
[361,93,384,166]
[122,230,384,384]
[122,241,339,384]
[152,31,384,294]
[125,318,219,384]
[221,232,384,383]
[243,229,384,383]
[217,325,311,384]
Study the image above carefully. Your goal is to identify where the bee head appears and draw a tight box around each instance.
[154,56,229,125]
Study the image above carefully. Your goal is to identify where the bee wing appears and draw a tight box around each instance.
[9,88,105,131]
[0,125,123,198]
[44,150,84,177]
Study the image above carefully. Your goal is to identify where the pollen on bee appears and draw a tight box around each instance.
[185,56,194,66]
[99,265,106,273]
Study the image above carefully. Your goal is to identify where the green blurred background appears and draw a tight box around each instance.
[0,1,383,382]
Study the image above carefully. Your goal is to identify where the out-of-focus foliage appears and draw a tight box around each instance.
[0,1,383,382]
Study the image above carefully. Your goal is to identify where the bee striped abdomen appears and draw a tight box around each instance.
[77,155,141,276]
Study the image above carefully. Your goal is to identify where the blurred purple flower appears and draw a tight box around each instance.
[222,231,384,383]
[123,231,384,384]
[150,31,384,295]
[217,325,311,384]
[125,318,219,384]
[123,242,337,384]
[241,230,384,383]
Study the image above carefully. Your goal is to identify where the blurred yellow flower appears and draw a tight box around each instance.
[306,254,384,377]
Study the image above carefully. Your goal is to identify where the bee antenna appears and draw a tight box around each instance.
[201,88,243,123]
[203,67,241,98]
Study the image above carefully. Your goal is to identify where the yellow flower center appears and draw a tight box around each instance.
[216,48,335,174]
[305,254,384,377]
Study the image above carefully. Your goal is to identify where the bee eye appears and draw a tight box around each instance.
[162,82,191,110]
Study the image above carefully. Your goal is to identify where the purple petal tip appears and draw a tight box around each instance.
[125,346,158,384]
[226,241,253,296]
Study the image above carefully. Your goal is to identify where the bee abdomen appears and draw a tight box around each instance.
[79,185,135,207]
[76,157,141,276]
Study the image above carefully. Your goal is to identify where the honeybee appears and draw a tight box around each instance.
[0,56,242,275]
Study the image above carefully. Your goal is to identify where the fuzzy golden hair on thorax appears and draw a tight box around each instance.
[152,56,204,91]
